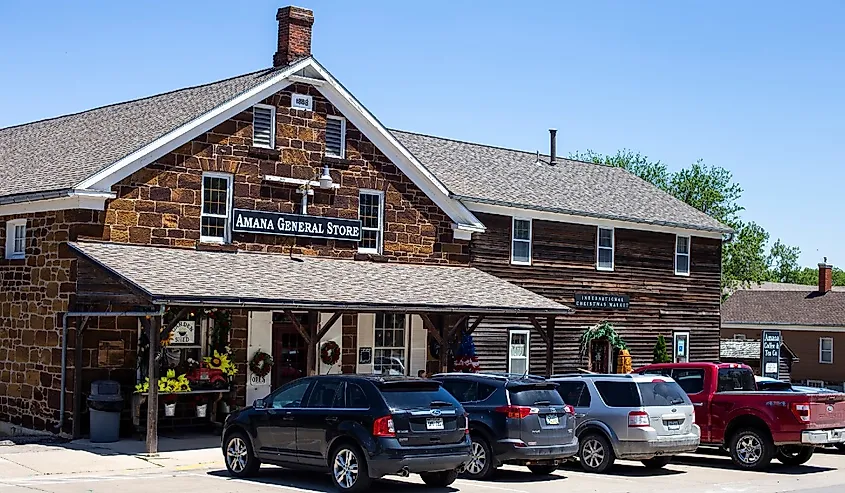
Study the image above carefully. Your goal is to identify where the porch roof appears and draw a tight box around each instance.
[70,241,570,315]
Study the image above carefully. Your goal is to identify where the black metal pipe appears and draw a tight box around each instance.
[549,129,557,165]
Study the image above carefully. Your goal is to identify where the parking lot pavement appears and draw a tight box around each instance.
[2,450,844,493]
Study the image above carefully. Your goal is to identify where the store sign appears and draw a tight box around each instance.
[359,347,372,365]
[574,293,630,310]
[761,330,782,379]
[249,373,268,386]
[170,320,196,346]
[232,209,362,242]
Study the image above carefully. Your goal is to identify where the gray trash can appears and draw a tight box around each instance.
[87,380,123,443]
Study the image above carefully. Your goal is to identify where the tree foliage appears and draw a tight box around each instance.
[652,335,671,364]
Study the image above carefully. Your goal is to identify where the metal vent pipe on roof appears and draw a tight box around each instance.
[549,129,557,165]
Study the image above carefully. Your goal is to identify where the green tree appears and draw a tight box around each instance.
[722,221,770,290]
[653,335,671,363]
[767,239,802,283]
[667,160,743,225]
[570,149,671,191]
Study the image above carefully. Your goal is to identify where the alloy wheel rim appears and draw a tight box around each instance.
[333,449,359,489]
[582,439,605,469]
[466,441,487,474]
[226,437,248,473]
[737,435,762,464]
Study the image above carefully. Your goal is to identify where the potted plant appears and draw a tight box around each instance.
[194,395,208,418]
[163,394,177,417]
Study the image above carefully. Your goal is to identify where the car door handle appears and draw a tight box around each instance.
[575,413,586,418]
[282,412,295,421]
[693,403,704,407]
[325,416,339,423]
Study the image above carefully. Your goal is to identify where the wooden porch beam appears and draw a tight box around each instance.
[545,316,556,378]
[418,313,443,345]
[315,312,344,343]
[527,316,550,344]
[466,316,485,336]
[146,316,161,455]
[284,309,311,343]
[445,315,469,344]
[71,316,91,440]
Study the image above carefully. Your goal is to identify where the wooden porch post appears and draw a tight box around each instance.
[306,312,318,376]
[145,316,160,455]
[545,316,555,378]
[71,316,91,440]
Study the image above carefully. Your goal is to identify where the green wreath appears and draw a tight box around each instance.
[249,350,274,377]
[320,341,341,366]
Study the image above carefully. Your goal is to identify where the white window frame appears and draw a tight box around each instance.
[820,337,834,364]
[252,104,276,149]
[358,189,384,254]
[200,172,233,244]
[674,331,690,363]
[325,115,347,159]
[508,329,531,374]
[5,219,26,260]
[510,217,532,265]
[806,379,826,388]
[373,313,408,375]
[675,235,691,276]
[596,226,615,271]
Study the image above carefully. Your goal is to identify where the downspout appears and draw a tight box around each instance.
[57,307,164,433]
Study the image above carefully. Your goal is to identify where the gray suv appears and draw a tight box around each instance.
[550,374,700,473]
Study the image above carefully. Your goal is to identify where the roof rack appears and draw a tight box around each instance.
[432,372,546,381]
[551,373,635,379]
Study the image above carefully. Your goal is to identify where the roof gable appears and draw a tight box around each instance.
[722,287,845,327]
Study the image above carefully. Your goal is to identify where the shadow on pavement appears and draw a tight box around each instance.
[485,468,568,483]
[560,460,684,477]
[206,469,459,492]
[672,454,834,474]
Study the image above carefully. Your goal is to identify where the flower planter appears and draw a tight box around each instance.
[164,403,176,417]
[196,403,208,418]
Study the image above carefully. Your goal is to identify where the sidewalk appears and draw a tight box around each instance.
[0,435,224,479]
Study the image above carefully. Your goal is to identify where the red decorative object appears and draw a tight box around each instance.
[249,350,274,377]
[320,341,341,366]
[185,363,228,389]
[453,356,481,373]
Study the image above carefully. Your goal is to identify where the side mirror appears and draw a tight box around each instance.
[253,398,265,409]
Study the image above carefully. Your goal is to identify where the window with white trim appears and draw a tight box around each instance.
[508,330,530,375]
[325,116,346,158]
[358,190,383,253]
[200,173,232,243]
[374,313,406,375]
[806,379,826,388]
[675,235,691,275]
[4,219,26,260]
[511,218,532,265]
[597,227,614,271]
[820,337,834,364]
[252,104,275,148]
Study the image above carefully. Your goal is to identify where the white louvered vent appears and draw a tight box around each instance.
[252,105,275,148]
[325,116,346,158]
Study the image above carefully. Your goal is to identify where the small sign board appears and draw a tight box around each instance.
[574,293,630,310]
[358,347,372,365]
[232,209,362,242]
[170,320,197,346]
[249,373,269,386]
[761,330,782,380]
[291,93,313,111]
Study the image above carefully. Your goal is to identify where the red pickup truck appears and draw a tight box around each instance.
[635,362,845,470]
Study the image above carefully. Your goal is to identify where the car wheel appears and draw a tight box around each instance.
[835,443,845,452]
[641,456,672,469]
[462,434,495,480]
[776,445,814,466]
[420,470,459,487]
[729,428,774,470]
[579,433,615,473]
[527,464,558,475]
[223,431,260,478]
[329,444,371,493]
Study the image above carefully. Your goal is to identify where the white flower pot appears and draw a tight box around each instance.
[164,403,176,417]
[196,404,207,418]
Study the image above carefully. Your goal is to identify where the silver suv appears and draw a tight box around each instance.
[549,374,700,473]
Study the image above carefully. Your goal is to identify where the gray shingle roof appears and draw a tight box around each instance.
[0,68,280,199]
[722,286,845,327]
[720,339,761,359]
[392,130,731,234]
[69,241,570,314]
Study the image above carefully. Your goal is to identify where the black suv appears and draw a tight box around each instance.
[432,373,578,479]
[222,375,470,492]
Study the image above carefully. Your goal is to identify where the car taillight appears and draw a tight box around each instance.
[464,412,470,434]
[691,409,696,423]
[373,415,395,437]
[494,405,536,419]
[792,403,811,423]
[563,405,575,415]
[628,411,650,427]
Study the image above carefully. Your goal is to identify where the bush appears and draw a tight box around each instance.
[653,335,672,363]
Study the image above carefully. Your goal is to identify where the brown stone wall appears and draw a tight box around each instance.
[98,83,469,264]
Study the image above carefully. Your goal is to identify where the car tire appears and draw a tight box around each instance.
[527,464,558,475]
[835,443,845,452]
[223,431,260,478]
[776,445,814,466]
[641,456,672,469]
[579,433,615,473]
[420,470,459,487]
[329,443,372,493]
[462,434,496,480]
[729,428,774,471]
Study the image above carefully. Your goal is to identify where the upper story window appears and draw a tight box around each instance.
[596,227,614,271]
[359,190,383,254]
[4,219,26,260]
[675,235,691,276]
[200,172,232,243]
[325,116,346,158]
[820,337,834,364]
[511,218,532,265]
[252,104,276,149]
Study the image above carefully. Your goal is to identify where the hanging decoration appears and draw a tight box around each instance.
[579,321,627,358]
[453,332,480,373]
[249,350,274,377]
[320,340,341,366]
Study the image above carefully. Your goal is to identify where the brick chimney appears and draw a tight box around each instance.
[819,261,833,293]
[273,6,314,67]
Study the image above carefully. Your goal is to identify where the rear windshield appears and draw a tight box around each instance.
[594,381,641,407]
[717,368,756,392]
[380,384,459,410]
[509,387,565,406]
[638,381,691,406]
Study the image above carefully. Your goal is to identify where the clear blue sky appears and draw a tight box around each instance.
[1,1,842,267]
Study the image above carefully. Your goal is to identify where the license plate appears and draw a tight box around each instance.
[545,414,560,425]
[665,419,682,431]
[426,418,444,430]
